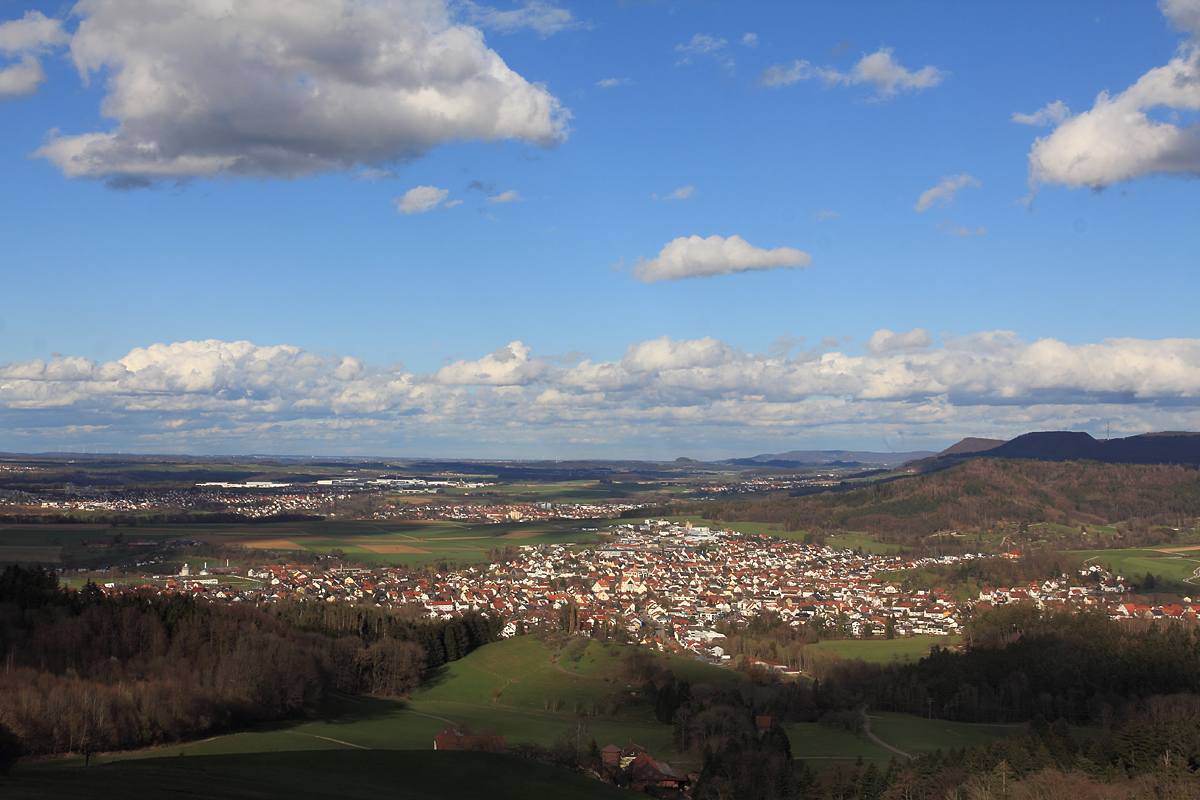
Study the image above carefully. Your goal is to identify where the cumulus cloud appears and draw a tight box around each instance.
[461,0,580,36]
[742,33,758,48]
[435,341,548,385]
[597,77,630,88]
[632,235,812,282]
[0,11,68,99]
[394,185,450,214]
[1012,100,1071,126]
[866,328,932,355]
[30,0,569,183]
[757,48,945,99]
[1027,0,1200,188]
[488,189,519,203]
[664,185,694,200]
[6,333,1200,456]
[914,174,980,211]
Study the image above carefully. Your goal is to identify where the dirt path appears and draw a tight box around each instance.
[861,707,913,760]
[284,731,371,750]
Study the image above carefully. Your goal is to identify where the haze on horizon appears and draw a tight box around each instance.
[2,0,1200,460]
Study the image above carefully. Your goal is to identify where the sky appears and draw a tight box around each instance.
[1,0,1200,460]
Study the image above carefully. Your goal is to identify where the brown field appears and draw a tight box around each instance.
[0,546,63,562]
[233,538,307,550]
[359,544,431,554]
[498,530,549,539]
[1154,545,1200,553]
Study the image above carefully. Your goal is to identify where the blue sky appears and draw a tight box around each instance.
[2,0,1200,458]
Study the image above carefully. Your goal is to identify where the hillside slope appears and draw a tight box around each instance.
[700,458,1200,543]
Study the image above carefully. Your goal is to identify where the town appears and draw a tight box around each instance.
[75,519,1189,671]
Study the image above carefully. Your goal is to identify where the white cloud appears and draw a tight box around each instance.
[461,0,580,36]
[0,11,68,99]
[1012,100,1071,126]
[488,189,519,203]
[597,77,630,88]
[0,11,67,52]
[866,328,932,355]
[814,209,839,221]
[444,199,464,209]
[1027,1,1200,188]
[677,33,726,55]
[632,234,812,282]
[664,185,694,200]
[0,55,45,97]
[7,333,1200,456]
[742,33,758,48]
[675,33,732,68]
[757,48,945,99]
[32,0,570,183]
[914,174,980,211]
[757,60,811,88]
[936,221,987,237]
[435,341,548,385]
[394,185,450,214]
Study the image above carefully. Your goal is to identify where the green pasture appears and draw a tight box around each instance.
[808,635,961,664]
[1070,548,1200,590]
[8,750,626,800]
[785,723,894,762]
[415,636,739,718]
[867,712,1023,755]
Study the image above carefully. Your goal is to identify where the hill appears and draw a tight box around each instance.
[937,437,1006,456]
[695,457,1200,546]
[937,430,1200,467]
[728,449,937,468]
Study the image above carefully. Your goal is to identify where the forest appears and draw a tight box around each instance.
[0,565,498,760]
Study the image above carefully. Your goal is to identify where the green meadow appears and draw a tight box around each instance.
[807,635,961,664]
[1070,548,1200,591]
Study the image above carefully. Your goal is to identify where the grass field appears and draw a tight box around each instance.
[1070,548,1200,591]
[6,750,628,800]
[867,713,1023,754]
[808,635,961,664]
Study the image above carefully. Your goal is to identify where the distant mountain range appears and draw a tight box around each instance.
[933,430,1200,466]
[725,449,937,469]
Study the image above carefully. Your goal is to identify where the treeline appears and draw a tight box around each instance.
[883,608,1200,725]
[268,603,503,668]
[0,566,497,758]
[685,459,1200,543]
[717,606,1200,727]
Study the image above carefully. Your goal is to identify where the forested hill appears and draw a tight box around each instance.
[694,458,1200,543]
[936,430,1200,466]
